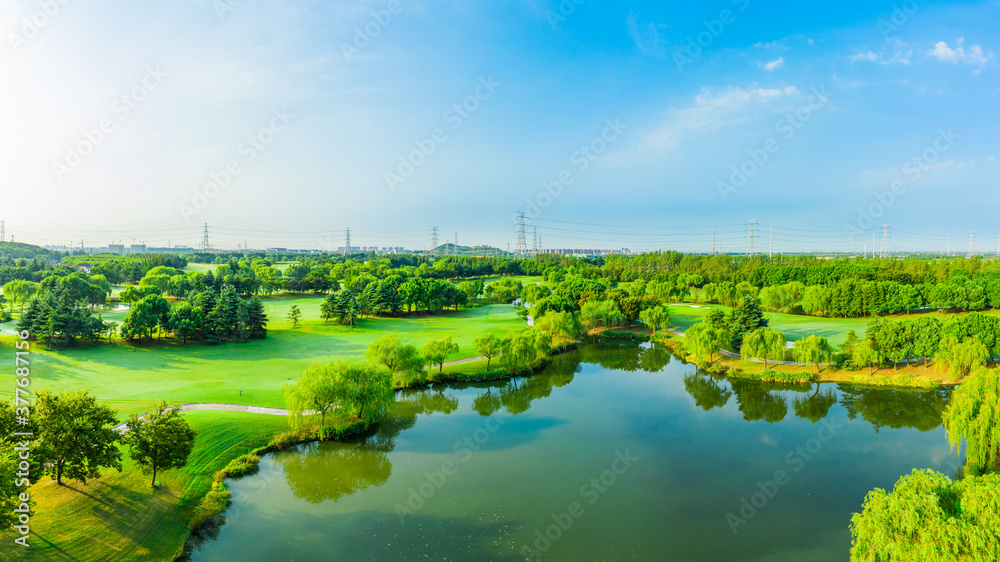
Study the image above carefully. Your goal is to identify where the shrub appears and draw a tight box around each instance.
[731,369,816,384]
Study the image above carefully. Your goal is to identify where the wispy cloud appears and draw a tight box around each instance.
[623,84,800,155]
[847,40,912,65]
[761,57,785,71]
[626,11,667,57]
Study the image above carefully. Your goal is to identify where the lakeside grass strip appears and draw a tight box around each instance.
[847,373,941,389]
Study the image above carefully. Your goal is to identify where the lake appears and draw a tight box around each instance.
[187,342,958,561]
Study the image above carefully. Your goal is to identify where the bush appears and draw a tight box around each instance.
[601,330,650,342]
[217,453,260,479]
[731,369,816,384]
[189,482,231,529]
[0,311,11,323]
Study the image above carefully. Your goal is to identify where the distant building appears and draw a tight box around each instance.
[129,244,146,254]
[108,244,125,254]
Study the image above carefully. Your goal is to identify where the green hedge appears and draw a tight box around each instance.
[730,369,817,384]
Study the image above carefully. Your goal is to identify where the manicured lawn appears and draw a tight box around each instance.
[667,303,1000,346]
[181,263,219,274]
[0,299,526,417]
[5,411,287,561]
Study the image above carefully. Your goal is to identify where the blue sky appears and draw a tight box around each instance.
[1,0,997,252]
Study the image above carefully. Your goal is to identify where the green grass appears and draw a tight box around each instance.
[0,299,525,417]
[181,263,219,274]
[4,411,287,561]
[667,303,1000,347]
[481,275,542,286]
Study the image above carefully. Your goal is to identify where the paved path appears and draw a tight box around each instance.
[437,355,489,368]
[113,403,293,433]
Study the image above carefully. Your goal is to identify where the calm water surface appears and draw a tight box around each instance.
[188,343,957,561]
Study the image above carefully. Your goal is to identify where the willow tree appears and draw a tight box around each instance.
[742,327,786,369]
[284,361,394,435]
[850,469,1000,560]
[792,335,833,374]
[944,367,1000,474]
[284,364,343,432]
[685,321,729,365]
[638,305,670,335]
[937,336,990,379]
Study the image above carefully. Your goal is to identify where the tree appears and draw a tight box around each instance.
[944,367,1000,474]
[169,302,202,343]
[473,332,503,371]
[639,305,670,335]
[320,293,337,323]
[912,316,941,365]
[365,335,424,384]
[853,339,881,374]
[741,327,786,369]
[534,310,582,339]
[2,280,37,312]
[726,297,768,349]
[421,336,459,374]
[501,329,537,373]
[850,469,1000,561]
[580,299,622,329]
[284,363,343,432]
[123,403,196,487]
[685,321,730,364]
[34,389,122,485]
[287,304,302,328]
[937,336,990,379]
[245,296,268,339]
[120,293,170,341]
[792,335,833,374]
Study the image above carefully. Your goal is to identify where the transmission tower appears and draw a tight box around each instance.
[532,226,538,253]
[745,220,758,256]
[769,228,773,259]
[201,223,211,251]
[711,228,716,255]
[430,226,439,253]
[515,212,528,255]
[968,231,977,258]
[344,227,351,255]
[879,225,891,259]
[454,233,458,255]
[1,221,5,243]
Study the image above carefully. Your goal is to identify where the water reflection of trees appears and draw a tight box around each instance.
[278,388,462,504]
[575,342,672,373]
[837,385,950,432]
[471,354,579,417]
[680,370,952,431]
[729,379,789,423]
[278,441,393,504]
[683,372,732,411]
[793,383,839,424]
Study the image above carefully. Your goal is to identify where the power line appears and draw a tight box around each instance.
[515,213,527,255]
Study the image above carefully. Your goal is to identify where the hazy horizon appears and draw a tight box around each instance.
[2,0,997,253]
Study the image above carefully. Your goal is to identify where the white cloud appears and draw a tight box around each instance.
[762,57,785,71]
[849,51,878,63]
[928,38,990,66]
[847,40,912,65]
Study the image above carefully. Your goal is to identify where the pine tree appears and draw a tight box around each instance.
[246,296,268,339]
